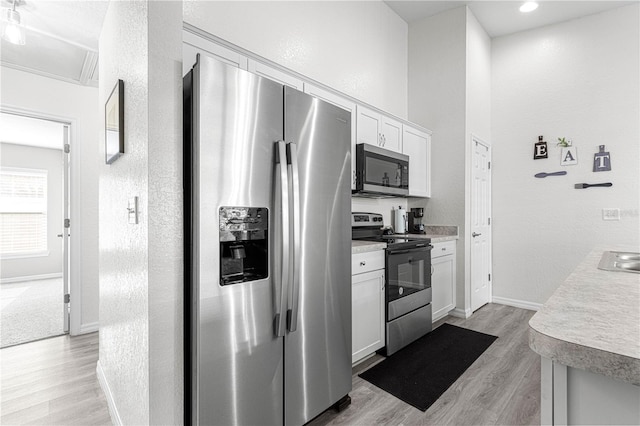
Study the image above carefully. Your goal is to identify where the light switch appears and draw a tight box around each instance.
[602,208,620,221]
[128,197,139,224]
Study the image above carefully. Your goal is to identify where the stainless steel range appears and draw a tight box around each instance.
[352,212,433,356]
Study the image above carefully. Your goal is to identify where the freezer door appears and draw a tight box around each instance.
[283,87,353,425]
[191,56,285,425]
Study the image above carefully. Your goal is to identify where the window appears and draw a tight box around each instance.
[0,167,48,256]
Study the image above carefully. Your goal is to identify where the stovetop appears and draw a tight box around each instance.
[352,212,431,250]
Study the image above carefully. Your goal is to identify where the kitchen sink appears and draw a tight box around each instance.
[597,251,640,274]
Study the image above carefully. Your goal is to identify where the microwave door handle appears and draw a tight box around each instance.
[286,142,301,333]
[274,141,290,337]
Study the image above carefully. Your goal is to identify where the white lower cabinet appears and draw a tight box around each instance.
[351,251,385,365]
[431,241,456,321]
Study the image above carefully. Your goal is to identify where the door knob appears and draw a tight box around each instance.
[472,232,482,238]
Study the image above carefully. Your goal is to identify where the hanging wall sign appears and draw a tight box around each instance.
[561,146,578,166]
[593,145,611,172]
[534,135,548,159]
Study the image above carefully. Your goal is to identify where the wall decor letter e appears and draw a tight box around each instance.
[534,135,548,159]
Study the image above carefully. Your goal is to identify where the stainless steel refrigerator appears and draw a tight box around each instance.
[184,54,352,425]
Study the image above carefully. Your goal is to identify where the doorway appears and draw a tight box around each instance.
[470,135,492,312]
[0,111,71,347]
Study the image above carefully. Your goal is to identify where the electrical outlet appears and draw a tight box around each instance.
[602,208,620,221]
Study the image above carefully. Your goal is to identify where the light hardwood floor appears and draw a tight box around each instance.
[0,304,538,425]
[0,332,111,425]
[310,303,540,425]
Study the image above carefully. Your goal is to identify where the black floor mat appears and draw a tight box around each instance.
[359,323,498,411]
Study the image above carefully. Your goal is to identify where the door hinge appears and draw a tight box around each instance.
[64,143,70,153]
[488,273,491,281]
[488,161,491,169]
[64,294,70,303]
[488,217,491,225]
[64,218,70,228]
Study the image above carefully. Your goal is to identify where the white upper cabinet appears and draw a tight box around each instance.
[248,60,304,91]
[304,83,357,189]
[183,30,248,76]
[356,105,402,153]
[381,116,402,153]
[402,125,431,198]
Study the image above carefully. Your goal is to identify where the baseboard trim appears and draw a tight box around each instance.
[96,360,123,426]
[449,307,472,319]
[492,296,542,312]
[78,322,99,335]
[0,273,62,284]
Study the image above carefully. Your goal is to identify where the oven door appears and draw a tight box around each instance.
[386,245,432,321]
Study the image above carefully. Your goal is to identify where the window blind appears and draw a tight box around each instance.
[0,168,48,256]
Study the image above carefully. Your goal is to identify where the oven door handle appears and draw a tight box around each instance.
[388,245,433,255]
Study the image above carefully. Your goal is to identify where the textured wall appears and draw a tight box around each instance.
[0,143,63,279]
[0,66,99,333]
[408,7,468,311]
[492,4,640,305]
[183,0,408,118]
[147,1,183,424]
[98,1,151,424]
[98,1,183,424]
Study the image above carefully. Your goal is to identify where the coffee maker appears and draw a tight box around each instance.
[407,207,425,234]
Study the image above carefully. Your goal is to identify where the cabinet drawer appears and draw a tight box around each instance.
[352,250,385,275]
[432,240,456,258]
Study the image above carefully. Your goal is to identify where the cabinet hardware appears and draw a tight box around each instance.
[360,261,366,266]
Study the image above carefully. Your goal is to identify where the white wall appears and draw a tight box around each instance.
[408,7,469,312]
[491,4,640,305]
[183,0,408,118]
[0,66,99,333]
[0,143,63,279]
[98,1,182,424]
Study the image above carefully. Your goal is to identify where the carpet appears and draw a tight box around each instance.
[1,278,64,348]
[359,323,498,412]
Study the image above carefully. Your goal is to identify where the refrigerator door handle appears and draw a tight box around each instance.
[274,141,290,337]
[286,142,301,333]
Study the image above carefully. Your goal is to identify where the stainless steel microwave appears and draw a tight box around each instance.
[353,143,409,197]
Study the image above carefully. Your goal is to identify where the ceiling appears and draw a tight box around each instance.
[0,0,108,87]
[384,1,637,37]
[0,1,636,87]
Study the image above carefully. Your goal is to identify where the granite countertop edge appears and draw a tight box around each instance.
[528,247,640,385]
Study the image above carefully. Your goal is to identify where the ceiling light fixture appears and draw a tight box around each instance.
[1,0,26,45]
[519,2,539,13]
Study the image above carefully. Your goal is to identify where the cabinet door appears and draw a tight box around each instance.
[183,30,248,76]
[356,105,381,147]
[352,269,385,364]
[248,60,304,90]
[402,125,431,197]
[305,84,357,189]
[381,116,403,153]
[431,253,455,321]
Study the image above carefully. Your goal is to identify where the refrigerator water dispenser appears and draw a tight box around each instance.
[219,207,268,285]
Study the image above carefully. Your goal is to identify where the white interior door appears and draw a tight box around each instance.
[62,125,70,332]
[471,137,491,312]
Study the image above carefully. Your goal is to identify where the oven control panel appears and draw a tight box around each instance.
[351,212,384,227]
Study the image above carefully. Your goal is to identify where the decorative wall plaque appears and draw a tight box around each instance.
[533,135,548,160]
[593,145,611,172]
[561,146,578,166]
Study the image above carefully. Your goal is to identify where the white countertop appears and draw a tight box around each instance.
[529,247,640,385]
[351,240,387,254]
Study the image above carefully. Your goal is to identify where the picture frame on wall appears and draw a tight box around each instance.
[105,79,124,164]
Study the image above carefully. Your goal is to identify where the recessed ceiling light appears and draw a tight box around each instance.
[520,2,539,13]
